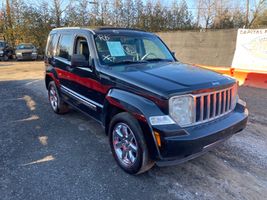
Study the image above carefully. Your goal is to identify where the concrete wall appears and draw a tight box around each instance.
[156,29,238,67]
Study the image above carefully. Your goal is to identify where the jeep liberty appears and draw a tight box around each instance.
[45,27,248,174]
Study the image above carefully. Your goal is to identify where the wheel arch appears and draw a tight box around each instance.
[102,88,165,160]
[45,68,59,89]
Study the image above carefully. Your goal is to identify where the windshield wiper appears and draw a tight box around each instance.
[109,60,148,66]
[145,58,173,62]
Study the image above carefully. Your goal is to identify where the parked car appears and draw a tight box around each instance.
[0,40,14,61]
[15,43,38,61]
[44,27,248,174]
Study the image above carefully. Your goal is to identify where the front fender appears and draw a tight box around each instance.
[104,88,166,160]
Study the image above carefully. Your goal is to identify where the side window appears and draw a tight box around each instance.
[74,36,89,61]
[57,34,73,60]
[46,34,58,57]
[143,39,165,59]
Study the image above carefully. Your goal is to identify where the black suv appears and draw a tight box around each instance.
[45,27,248,174]
[0,40,14,61]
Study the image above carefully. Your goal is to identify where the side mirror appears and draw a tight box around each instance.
[171,51,176,57]
[71,54,88,68]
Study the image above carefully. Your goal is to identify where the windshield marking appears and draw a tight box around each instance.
[97,35,110,41]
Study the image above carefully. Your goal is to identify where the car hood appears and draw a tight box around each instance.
[15,49,34,53]
[102,62,235,98]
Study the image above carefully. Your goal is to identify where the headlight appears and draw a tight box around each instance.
[16,52,22,55]
[149,115,175,126]
[169,95,195,127]
[0,50,3,54]
[32,51,37,54]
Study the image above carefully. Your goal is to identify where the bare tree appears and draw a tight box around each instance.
[111,0,124,27]
[99,0,111,26]
[134,0,144,28]
[51,0,71,27]
[123,0,135,27]
[201,0,216,29]
[249,0,267,27]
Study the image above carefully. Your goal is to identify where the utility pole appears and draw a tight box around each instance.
[246,0,249,27]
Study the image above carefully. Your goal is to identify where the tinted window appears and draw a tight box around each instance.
[58,34,72,60]
[46,34,58,57]
[0,42,5,48]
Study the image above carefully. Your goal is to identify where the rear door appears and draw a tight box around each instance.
[54,33,74,89]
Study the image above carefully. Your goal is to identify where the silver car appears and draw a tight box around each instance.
[15,43,38,61]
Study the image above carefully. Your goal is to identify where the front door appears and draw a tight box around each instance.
[56,34,104,121]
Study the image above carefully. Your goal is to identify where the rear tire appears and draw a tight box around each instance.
[109,112,154,174]
[48,81,69,114]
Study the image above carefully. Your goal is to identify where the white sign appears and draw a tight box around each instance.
[232,29,267,72]
[107,41,126,57]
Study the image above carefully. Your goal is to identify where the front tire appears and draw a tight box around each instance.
[109,112,154,174]
[48,81,69,114]
[3,55,8,61]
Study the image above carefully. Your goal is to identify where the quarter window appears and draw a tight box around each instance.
[46,34,58,57]
[58,34,73,60]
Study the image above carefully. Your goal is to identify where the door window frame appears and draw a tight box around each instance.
[73,34,90,61]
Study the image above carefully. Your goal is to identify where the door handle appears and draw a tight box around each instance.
[66,66,75,72]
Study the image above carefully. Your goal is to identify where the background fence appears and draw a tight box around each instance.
[157,29,238,67]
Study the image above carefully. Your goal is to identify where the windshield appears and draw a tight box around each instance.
[0,42,5,48]
[17,44,35,50]
[94,34,175,66]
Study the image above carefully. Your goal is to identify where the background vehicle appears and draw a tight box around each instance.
[45,27,248,174]
[15,43,38,61]
[0,40,14,61]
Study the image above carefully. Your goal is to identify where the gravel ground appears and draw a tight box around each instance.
[0,61,266,200]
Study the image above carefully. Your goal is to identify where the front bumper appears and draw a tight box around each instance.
[16,53,37,60]
[154,102,248,166]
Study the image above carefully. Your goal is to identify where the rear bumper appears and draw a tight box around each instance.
[154,102,248,166]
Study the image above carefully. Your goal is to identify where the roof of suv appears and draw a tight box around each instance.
[51,27,154,36]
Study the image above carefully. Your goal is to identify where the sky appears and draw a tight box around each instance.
[1,0,261,17]
[6,0,257,10]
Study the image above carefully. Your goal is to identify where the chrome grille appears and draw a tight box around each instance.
[193,85,237,124]
[22,52,32,56]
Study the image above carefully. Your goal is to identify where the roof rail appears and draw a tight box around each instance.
[95,27,147,32]
[52,27,95,34]
[52,27,82,30]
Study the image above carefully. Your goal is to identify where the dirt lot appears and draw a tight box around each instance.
[0,61,266,200]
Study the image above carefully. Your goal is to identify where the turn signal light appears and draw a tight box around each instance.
[154,131,161,147]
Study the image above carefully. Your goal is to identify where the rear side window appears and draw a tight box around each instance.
[46,34,58,57]
[57,34,73,60]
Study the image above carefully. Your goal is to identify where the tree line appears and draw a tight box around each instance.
[0,0,266,53]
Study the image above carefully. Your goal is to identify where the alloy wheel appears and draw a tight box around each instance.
[49,86,58,111]
[112,123,138,167]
